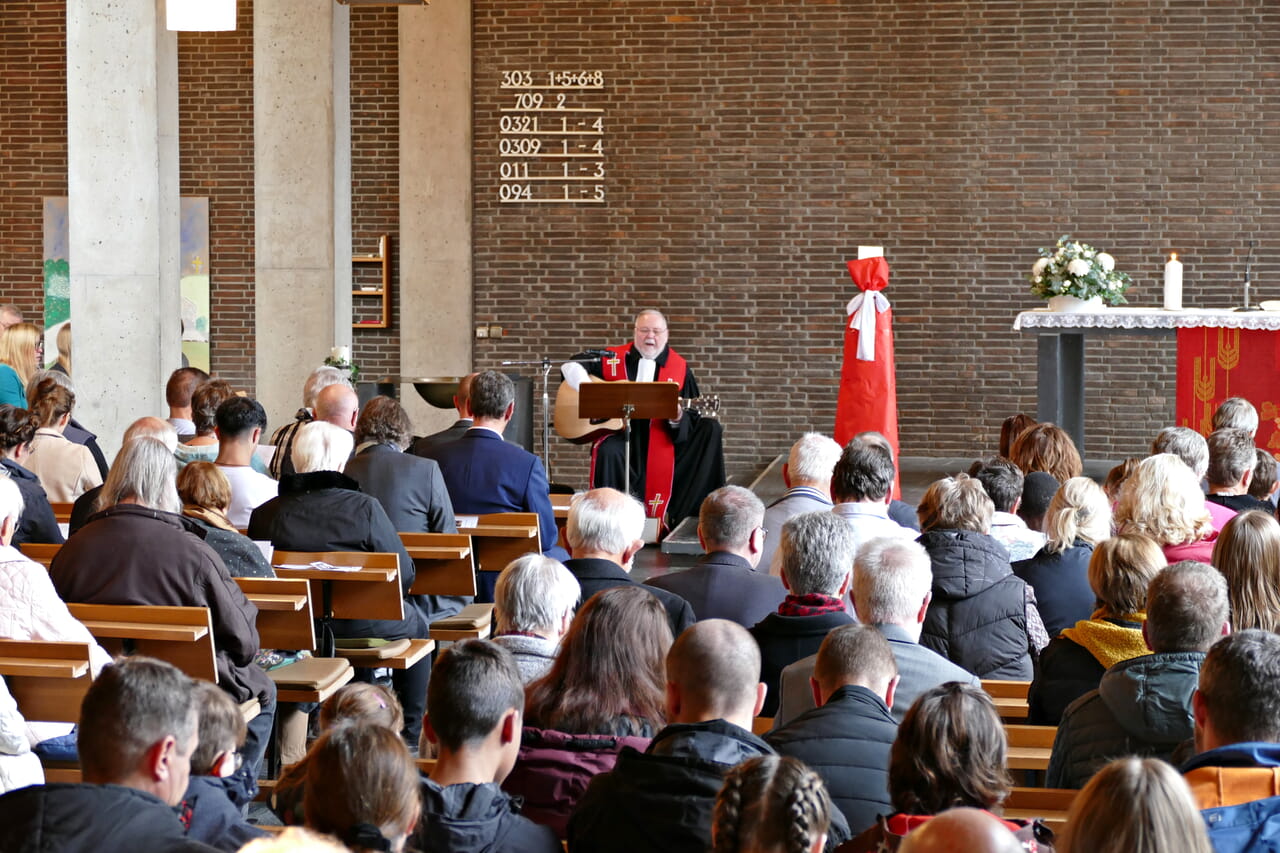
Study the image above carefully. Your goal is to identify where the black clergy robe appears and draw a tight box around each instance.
[575,344,726,530]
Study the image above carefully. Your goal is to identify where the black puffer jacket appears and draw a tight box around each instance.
[0,783,214,853]
[918,528,1033,679]
[1047,651,1203,789]
[568,719,851,853]
[1,458,64,546]
[416,778,560,853]
[765,685,896,837]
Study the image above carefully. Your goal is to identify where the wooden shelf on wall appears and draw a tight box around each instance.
[353,233,390,329]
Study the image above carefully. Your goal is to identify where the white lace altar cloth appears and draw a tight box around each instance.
[1013,307,1280,332]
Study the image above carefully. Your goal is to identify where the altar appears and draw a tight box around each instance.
[1013,307,1280,459]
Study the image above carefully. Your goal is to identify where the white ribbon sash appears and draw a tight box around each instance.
[845,291,891,361]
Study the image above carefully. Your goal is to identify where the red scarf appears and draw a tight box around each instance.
[777,593,844,617]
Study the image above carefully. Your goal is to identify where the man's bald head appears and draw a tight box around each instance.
[314,383,359,431]
[899,808,1022,853]
[0,305,23,332]
[455,372,478,418]
[666,619,762,725]
[123,416,178,453]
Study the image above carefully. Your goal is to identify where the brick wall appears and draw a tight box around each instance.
[350,7,401,381]
[179,8,256,392]
[0,2,68,320]
[471,0,1278,488]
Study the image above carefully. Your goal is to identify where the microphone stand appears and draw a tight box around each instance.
[1236,240,1262,312]
[501,354,601,483]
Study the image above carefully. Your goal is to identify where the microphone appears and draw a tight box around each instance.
[1235,240,1262,311]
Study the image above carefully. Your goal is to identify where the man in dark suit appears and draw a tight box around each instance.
[648,485,785,627]
[344,395,456,534]
[426,370,566,560]
[772,536,979,728]
[749,511,856,717]
[410,372,477,459]
[563,486,695,637]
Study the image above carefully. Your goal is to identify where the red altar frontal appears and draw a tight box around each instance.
[1014,308,1280,460]
[1177,326,1280,457]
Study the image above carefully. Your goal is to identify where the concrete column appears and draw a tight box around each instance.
[254,0,351,427]
[399,2,473,435]
[67,0,181,460]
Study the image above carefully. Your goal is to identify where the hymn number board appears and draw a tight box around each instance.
[498,70,606,205]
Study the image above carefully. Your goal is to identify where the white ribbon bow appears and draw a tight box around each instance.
[845,291,891,361]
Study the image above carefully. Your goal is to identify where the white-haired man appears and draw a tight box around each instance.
[492,553,581,682]
[562,309,725,535]
[773,537,978,727]
[562,487,694,637]
[267,366,352,479]
[759,433,841,574]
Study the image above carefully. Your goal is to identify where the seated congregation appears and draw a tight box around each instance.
[3,341,1280,852]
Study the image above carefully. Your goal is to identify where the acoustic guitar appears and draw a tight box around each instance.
[553,378,720,444]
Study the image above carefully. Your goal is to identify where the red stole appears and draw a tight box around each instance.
[593,344,687,526]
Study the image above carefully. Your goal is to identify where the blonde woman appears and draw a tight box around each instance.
[1212,509,1280,633]
[0,323,40,409]
[1058,757,1212,853]
[1013,477,1113,637]
[1027,532,1164,725]
[1115,453,1216,562]
[49,323,71,376]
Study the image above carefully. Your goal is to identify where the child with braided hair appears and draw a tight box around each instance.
[712,755,832,853]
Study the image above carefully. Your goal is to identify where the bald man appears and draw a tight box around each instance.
[411,372,479,459]
[568,619,851,853]
[898,808,1024,853]
[0,305,22,332]
[314,383,359,433]
[68,417,178,534]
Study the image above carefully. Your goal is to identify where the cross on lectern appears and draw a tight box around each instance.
[647,493,665,516]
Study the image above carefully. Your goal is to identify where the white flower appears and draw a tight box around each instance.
[1032,258,1050,276]
[1097,252,1115,272]
[331,345,350,363]
[1067,258,1092,277]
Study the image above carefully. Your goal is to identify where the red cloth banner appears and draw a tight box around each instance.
[1176,327,1280,457]
[835,256,902,497]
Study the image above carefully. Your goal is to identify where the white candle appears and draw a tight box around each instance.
[1164,253,1183,311]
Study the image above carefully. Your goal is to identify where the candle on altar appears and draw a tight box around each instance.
[1164,253,1183,311]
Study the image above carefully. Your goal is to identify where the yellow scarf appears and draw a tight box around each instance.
[1060,610,1149,669]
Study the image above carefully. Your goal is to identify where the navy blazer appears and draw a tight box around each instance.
[344,443,456,534]
[647,551,785,629]
[429,428,565,559]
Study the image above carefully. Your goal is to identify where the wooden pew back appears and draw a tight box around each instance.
[235,576,315,651]
[271,551,404,622]
[399,533,476,597]
[67,602,218,683]
[0,639,92,723]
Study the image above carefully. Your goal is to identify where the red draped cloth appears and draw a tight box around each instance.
[835,256,902,498]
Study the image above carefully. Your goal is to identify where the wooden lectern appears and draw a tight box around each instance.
[578,380,679,499]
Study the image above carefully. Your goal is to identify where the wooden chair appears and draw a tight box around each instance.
[49,502,74,524]
[18,542,61,569]
[234,576,354,705]
[751,716,774,736]
[271,551,435,671]
[1003,786,1077,834]
[0,639,92,784]
[68,602,219,682]
[462,512,541,604]
[983,678,1031,722]
[399,532,494,642]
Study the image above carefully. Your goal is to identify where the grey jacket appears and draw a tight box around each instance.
[1047,650,1204,789]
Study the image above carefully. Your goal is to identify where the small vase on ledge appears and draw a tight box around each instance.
[1047,294,1104,313]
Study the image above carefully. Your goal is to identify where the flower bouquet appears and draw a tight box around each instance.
[1030,235,1132,310]
[324,345,360,382]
